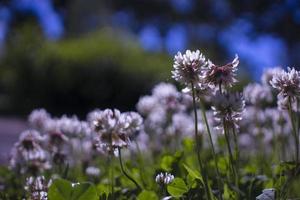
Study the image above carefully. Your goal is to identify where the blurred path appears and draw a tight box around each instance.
[0,117,28,164]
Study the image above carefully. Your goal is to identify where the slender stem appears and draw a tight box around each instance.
[232,126,240,197]
[191,82,211,200]
[109,155,115,199]
[199,99,223,200]
[118,148,142,191]
[223,121,235,180]
[223,119,239,199]
[288,97,299,163]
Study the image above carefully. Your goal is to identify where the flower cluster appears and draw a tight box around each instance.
[136,82,196,151]
[25,176,50,200]
[172,50,206,85]
[211,92,245,130]
[155,172,174,185]
[10,130,50,174]
[203,54,239,88]
[91,109,143,153]
[270,67,300,109]
[244,83,273,106]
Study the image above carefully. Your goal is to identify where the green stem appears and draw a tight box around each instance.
[199,99,223,200]
[288,97,299,163]
[232,126,240,197]
[223,119,239,198]
[191,82,211,200]
[118,148,142,191]
[109,155,115,199]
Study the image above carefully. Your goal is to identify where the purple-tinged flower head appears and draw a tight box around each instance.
[243,83,273,106]
[10,130,50,174]
[92,109,143,153]
[261,67,283,86]
[25,176,50,200]
[155,172,174,185]
[136,95,158,116]
[152,83,181,111]
[85,166,100,177]
[211,92,245,130]
[182,82,215,102]
[166,112,194,138]
[203,54,239,88]
[28,109,51,131]
[56,116,92,138]
[270,67,300,102]
[172,50,207,85]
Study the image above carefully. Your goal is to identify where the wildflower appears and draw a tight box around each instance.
[211,92,245,130]
[92,109,143,153]
[25,176,50,200]
[270,67,300,102]
[182,82,215,102]
[172,50,207,85]
[10,130,50,174]
[136,95,158,116]
[166,112,194,137]
[28,109,51,131]
[243,83,273,106]
[155,172,174,185]
[85,166,100,177]
[261,67,283,86]
[203,54,239,88]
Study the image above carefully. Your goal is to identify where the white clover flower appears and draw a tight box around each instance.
[155,172,174,185]
[25,176,49,200]
[85,166,100,177]
[172,50,207,85]
[270,67,300,101]
[166,112,194,137]
[136,96,158,116]
[243,83,273,106]
[261,67,283,86]
[28,109,51,131]
[10,130,51,174]
[211,92,245,130]
[92,109,143,153]
[203,54,239,88]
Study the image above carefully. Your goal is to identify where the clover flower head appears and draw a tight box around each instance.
[85,166,100,177]
[25,176,49,200]
[203,54,239,88]
[136,95,158,116]
[270,67,300,101]
[166,112,194,137]
[243,83,273,106]
[92,109,143,153]
[10,130,50,174]
[211,92,245,130]
[261,67,283,86]
[28,109,51,131]
[172,49,207,85]
[155,172,174,185]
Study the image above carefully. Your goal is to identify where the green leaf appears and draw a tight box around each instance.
[223,184,236,200]
[137,190,158,200]
[48,179,98,200]
[160,155,174,171]
[97,184,111,197]
[48,179,72,200]
[183,164,203,183]
[167,178,188,198]
[72,182,98,200]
